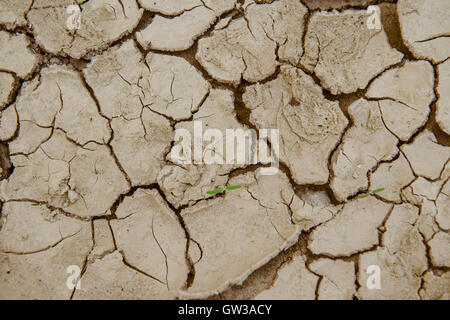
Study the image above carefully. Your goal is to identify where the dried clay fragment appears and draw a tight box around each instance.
[144,53,210,121]
[436,60,450,135]
[244,65,348,185]
[137,0,237,51]
[0,0,33,29]
[369,153,415,203]
[1,130,130,218]
[308,197,392,257]
[180,171,301,298]
[397,0,450,63]
[27,0,143,58]
[330,98,398,202]
[11,65,111,150]
[0,72,15,109]
[195,0,308,84]
[357,204,427,299]
[8,120,52,156]
[0,219,92,299]
[73,251,173,299]
[419,270,450,300]
[109,109,172,187]
[244,0,308,66]
[301,8,403,94]
[366,60,435,141]
[401,130,450,180]
[0,31,39,79]
[436,179,450,231]
[110,189,189,294]
[254,252,318,300]
[89,219,115,261]
[404,173,449,206]
[416,203,442,246]
[0,201,83,253]
[290,196,342,232]
[0,105,17,142]
[309,258,356,300]
[428,232,450,268]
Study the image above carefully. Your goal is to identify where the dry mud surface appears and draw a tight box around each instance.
[0,0,449,300]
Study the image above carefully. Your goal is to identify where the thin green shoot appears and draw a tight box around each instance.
[357,188,385,199]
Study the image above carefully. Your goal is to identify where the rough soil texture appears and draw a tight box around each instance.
[0,0,449,300]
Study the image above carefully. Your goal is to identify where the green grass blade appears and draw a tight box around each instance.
[225,185,241,191]
[357,193,369,199]
[32,201,48,206]
[207,188,224,195]
[372,188,385,194]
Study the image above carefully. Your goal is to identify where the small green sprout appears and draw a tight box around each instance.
[207,188,224,195]
[357,188,385,199]
[207,185,242,195]
[225,185,242,191]
[31,201,48,207]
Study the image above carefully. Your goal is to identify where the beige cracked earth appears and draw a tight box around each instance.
[0,0,449,300]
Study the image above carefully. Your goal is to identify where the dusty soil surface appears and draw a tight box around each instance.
[0,0,449,300]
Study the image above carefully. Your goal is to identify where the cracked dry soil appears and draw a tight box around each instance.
[0,0,449,300]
